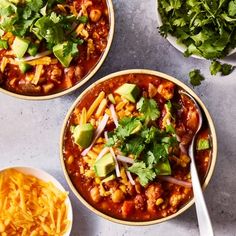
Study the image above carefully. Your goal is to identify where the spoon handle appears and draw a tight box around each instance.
[189,143,214,236]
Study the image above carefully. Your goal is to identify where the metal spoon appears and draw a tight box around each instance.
[179,90,214,236]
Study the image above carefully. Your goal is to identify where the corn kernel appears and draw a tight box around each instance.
[67,155,74,165]
[95,177,101,184]
[105,108,111,116]
[85,170,95,178]
[0,220,5,233]
[156,198,164,206]
[116,101,126,111]
[80,165,85,174]
[87,150,97,159]
[119,185,127,193]
[126,104,135,111]
[114,95,122,103]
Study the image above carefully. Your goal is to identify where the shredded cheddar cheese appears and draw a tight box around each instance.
[0,169,70,236]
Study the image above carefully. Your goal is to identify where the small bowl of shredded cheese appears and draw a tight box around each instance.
[0,166,72,236]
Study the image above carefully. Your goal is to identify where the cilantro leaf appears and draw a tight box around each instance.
[128,162,156,186]
[140,126,157,144]
[78,16,89,24]
[137,97,160,123]
[120,137,145,158]
[63,41,79,57]
[229,0,236,16]
[0,39,8,49]
[210,61,222,75]
[166,123,176,134]
[34,15,64,44]
[116,117,143,140]
[221,63,234,75]
[27,0,43,12]
[210,60,234,76]
[189,69,205,87]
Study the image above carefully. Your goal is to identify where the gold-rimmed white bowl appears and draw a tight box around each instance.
[60,69,217,226]
[0,166,73,235]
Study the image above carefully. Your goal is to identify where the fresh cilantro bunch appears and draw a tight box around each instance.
[158,0,236,60]
[106,98,179,186]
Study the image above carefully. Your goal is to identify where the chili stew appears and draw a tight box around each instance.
[0,0,111,96]
[62,73,213,222]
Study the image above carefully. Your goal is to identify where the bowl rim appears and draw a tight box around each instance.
[0,165,73,235]
[156,0,236,59]
[0,0,115,101]
[60,69,217,226]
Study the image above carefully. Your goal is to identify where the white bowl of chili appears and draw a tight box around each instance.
[0,166,73,235]
[0,0,114,100]
[60,69,217,225]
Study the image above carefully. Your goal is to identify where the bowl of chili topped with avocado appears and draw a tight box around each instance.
[60,69,217,225]
[0,0,114,99]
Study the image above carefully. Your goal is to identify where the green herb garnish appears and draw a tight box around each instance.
[0,0,87,66]
[136,97,160,123]
[158,0,236,60]
[106,97,179,186]
[189,69,205,87]
[210,61,234,76]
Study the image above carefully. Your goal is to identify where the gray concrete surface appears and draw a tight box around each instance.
[1,0,236,235]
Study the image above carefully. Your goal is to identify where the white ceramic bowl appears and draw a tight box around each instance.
[0,0,115,100]
[0,166,73,236]
[156,1,236,59]
[60,69,217,226]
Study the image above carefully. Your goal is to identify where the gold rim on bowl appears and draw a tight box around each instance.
[0,0,115,101]
[60,69,217,226]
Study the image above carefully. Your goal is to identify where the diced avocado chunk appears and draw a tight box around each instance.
[72,123,94,148]
[0,0,12,8]
[115,83,140,103]
[155,159,171,175]
[19,62,32,73]
[53,43,73,68]
[108,93,116,104]
[12,37,30,58]
[94,153,115,177]
[197,138,210,151]
[101,174,116,183]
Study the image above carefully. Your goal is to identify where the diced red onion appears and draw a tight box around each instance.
[104,131,120,177]
[179,143,187,154]
[117,155,134,164]
[16,51,52,62]
[96,147,110,161]
[123,163,135,186]
[82,114,109,156]
[109,104,118,128]
[175,134,181,142]
[158,176,192,188]
[166,119,171,125]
